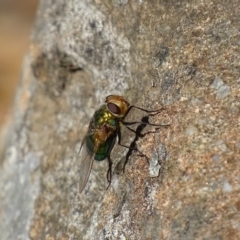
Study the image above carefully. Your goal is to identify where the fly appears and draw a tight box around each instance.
[78,95,168,193]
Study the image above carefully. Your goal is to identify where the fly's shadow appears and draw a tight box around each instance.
[113,109,169,176]
[121,116,153,172]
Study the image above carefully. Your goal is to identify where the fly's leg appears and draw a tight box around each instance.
[106,156,112,190]
[126,105,164,117]
[123,105,170,127]
[123,118,164,138]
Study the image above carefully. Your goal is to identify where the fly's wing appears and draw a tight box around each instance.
[78,136,93,193]
[78,136,99,193]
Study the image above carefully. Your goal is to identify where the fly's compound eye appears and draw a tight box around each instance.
[107,103,121,115]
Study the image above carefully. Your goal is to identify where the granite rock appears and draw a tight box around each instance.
[0,1,240,239]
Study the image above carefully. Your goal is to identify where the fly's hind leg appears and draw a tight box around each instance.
[106,156,113,190]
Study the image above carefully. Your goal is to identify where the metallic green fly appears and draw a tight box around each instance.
[78,95,168,193]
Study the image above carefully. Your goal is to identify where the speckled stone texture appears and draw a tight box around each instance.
[0,0,240,239]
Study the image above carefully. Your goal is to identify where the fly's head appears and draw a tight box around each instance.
[105,95,130,120]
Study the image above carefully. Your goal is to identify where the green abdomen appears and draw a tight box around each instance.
[86,134,117,161]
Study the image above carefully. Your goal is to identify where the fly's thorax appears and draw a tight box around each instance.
[89,105,119,144]
[93,105,120,128]
[92,105,108,127]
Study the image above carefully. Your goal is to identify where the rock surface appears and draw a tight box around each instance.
[0,0,240,239]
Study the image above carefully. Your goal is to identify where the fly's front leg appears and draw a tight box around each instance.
[126,105,164,117]
[124,105,170,127]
